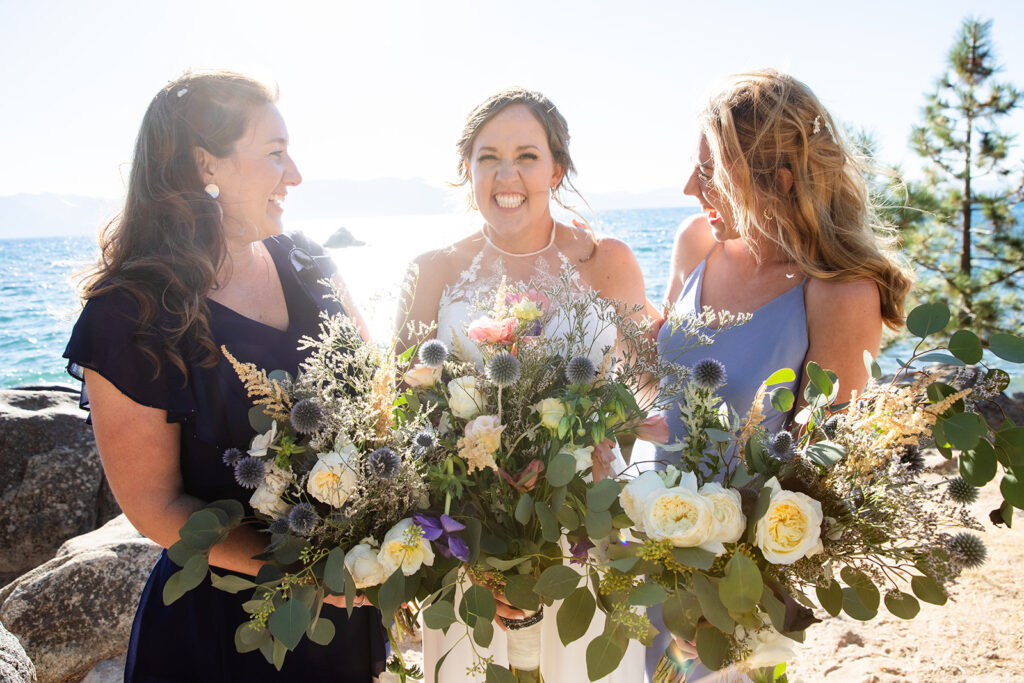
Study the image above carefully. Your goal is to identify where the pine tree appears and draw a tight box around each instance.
[906,17,1023,336]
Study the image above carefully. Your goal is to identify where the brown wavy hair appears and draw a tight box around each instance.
[701,69,914,329]
[79,70,277,378]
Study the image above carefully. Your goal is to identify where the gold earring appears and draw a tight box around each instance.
[763,207,773,221]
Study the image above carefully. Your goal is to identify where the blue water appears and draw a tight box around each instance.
[2,207,1020,391]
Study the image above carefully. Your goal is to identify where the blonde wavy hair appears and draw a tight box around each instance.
[700,69,913,329]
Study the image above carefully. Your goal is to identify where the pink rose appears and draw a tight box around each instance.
[634,414,670,444]
[403,364,439,388]
[467,316,518,345]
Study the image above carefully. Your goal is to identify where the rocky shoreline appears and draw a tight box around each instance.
[2,381,1022,683]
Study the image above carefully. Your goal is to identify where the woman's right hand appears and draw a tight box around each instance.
[467,574,525,629]
[324,593,371,609]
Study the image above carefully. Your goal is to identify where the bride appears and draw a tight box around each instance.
[398,87,648,683]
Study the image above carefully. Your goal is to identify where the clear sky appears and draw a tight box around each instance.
[3,0,1022,202]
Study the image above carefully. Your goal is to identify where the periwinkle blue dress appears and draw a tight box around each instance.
[64,234,388,683]
[647,244,809,681]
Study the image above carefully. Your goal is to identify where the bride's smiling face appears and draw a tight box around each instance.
[467,104,563,239]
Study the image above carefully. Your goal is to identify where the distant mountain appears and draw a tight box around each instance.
[0,181,693,238]
[0,194,119,238]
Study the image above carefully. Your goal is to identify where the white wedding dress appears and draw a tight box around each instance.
[423,235,645,683]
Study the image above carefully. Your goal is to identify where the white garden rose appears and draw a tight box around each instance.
[249,461,292,518]
[618,470,666,530]
[344,542,388,588]
[306,444,359,508]
[448,376,484,420]
[560,444,595,473]
[248,422,278,457]
[534,397,565,431]
[378,518,435,576]
[699,482,747,552]
[754,477,824,565]
[642,471,718,550]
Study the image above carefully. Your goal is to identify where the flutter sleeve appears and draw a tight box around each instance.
[63,291,197,423]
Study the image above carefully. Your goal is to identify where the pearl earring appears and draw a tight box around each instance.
[205,183,220,199]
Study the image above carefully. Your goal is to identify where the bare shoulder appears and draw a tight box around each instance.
[805,278,881,319]
[673,213,716,278]
[587,234,645,307]
[408,232,483,289]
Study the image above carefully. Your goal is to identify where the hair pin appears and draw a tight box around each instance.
[812,115,822,135]
[176,87,188,98]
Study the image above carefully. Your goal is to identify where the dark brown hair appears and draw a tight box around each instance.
[79,70,277,377]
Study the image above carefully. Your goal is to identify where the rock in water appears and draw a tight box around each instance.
[0,515,159,683]
[323,226,365,248]
[0,619,37,683]
[0,386,120,585]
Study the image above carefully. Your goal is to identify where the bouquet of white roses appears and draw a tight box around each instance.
[603,301,1024,682]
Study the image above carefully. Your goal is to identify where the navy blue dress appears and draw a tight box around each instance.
[64,234,388,682]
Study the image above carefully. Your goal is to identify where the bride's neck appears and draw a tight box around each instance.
[483,217,557,257]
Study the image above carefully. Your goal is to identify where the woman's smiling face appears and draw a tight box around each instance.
[467,104,563,239]
[683,134,738,242]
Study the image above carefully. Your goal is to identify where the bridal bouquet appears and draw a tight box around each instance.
[603,302,1024,682]
[163,309,436,678]
[399,275,748,682]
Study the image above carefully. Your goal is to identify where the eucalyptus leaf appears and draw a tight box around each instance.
[514,493,534,524]
[805,362,834,401]
[948,329,983,364]
[906,302,950,338]
[840,588,877,621]
[989,333,1024,363]
[323,547,346,594]
[815,581,842,617]
[915,352,965,366]
[210,572,257,594]
[960,440,998,486]
[235,621,269,653]
[268,598,311,651]
[179,553,209,593]
[765,368,797,385]
[586,479,621,512]
[485,663,518,683]
[534,501,561,543]
[805,442,845,467]
[695,624,731,670]
[936,412,987,451]
[534,565,580,600]
[557,587,597,646]
[669,547,716,571]
[692,573,734,633]
[167,540,199,568]
[769,388,795,413]
[473,618,494,648]
[628,583,668,607]
[161,570,186,606]
[378,569,406,620]
[307,616,336,645]
[248,404,274,434]
[179,509,225,550]
[207,499,245,527]
[863,350,882,380]
[884,591,921,619]
[585,508,613,539]
[840,567,879,611]
[661,591,702,641]
[910,575,948,605]
[485,556,530,571]
[556,505,582,530]
[1000,473,1024,509]
[547,451,578,487]
[423,599,457,631]
[719,553,763,612]
[586,633,625,681]
[503,575,540,611]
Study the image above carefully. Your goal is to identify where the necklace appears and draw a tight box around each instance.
[482,218,557,257]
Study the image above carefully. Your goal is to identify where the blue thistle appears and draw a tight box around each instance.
[899,444,925,476]
[487,351,521,387]
[413,430,437,453]
[947,476,979,505]
[419,339,449,368]
[233,456,266,489]
[221,447,244,467]
[287,503,318,535]
[366,447,402,480]
[767,430,794,460]
[268,518,291,535]
[565,355,596,385]
[691,358,727,390]
[822,414,843,440]
[290,398,324,434]
[949,532,987,569]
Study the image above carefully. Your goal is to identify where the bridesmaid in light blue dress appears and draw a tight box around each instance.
[644,70,915,682]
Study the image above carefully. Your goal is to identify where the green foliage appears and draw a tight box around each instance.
[904,17,1024,336]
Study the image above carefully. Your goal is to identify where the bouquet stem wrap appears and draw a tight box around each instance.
[501,608,544,682]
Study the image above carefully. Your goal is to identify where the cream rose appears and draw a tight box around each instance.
[754,477,824,565]
[306,445,359,508]
[344,542,388,588]
[535,397,565,431]
[560,444,595,473]
[403,363,439,388]
[457,415,504,473]
[448,376,484,420]
[619,470,666,531]
[642,472,718,550]
[249,461,292,518]
[377,518,435,576]
[699,482,747,553]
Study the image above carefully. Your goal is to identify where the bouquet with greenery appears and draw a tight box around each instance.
[163,307,437,679]
[399,275,748,682]
[603,301,1024,682]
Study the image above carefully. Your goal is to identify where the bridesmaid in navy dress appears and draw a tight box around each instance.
[646,70,915,681]
[63,71,387,682]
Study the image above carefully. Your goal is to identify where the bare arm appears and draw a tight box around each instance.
[395,251,448,353]
[800,278,883,406]
[664,214,716,306]
[331,272,371,342]
[85,369,268,576]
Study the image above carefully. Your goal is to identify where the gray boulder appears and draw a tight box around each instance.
[0,386,120,585]
[323,226,365,248]
[0,515,159,683]
[0,619,36,683]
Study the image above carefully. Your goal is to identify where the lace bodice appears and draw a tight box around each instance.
[436,243,616,367]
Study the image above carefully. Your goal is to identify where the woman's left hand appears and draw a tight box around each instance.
[324,593,371,609]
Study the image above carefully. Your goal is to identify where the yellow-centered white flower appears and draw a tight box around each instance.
[619,470,666,532]
[306,444,360,508]
[699,482,747,553]
[642,471,718,551]
[448,376,484,420]
[754,477,824,565]
[377,518,435,576]
[345,542,388,588]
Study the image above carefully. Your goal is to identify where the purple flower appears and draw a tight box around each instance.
[413,513,471,562]
[568,538,595,566]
